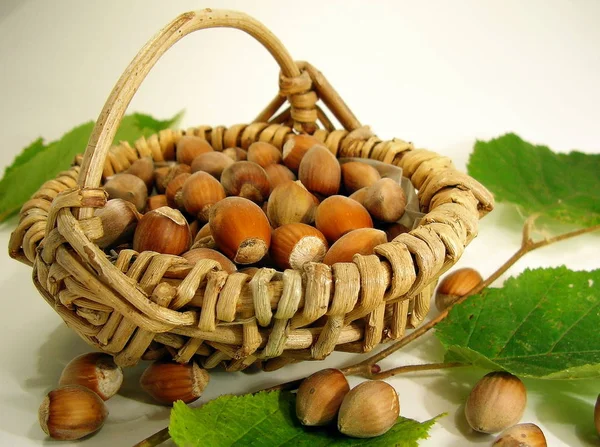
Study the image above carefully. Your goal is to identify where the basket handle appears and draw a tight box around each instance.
[77,9,308,211]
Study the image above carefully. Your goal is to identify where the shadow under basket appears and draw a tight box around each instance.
[8,9,494,372]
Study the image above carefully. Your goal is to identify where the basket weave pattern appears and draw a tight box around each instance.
[8,10,493,371]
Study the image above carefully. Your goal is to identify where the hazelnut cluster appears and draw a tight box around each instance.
[97,134,411,273]
[39,353,210,440]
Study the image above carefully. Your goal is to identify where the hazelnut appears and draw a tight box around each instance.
[58,352,123,401]
[298,145,341,197]
[362,178,407,223]
[194,222,212,242]
[338,380,399,438]
[176,135,213,165]
[465,371,527,433]
[296,368,350,426]
[133,207,191,255]
[222,147,247,161]
[94,199,140,248]
[156,163,191,193]
[181,171,226,221]
[247,141,282,168]
[140,360,210,405]
[341,161,381,193]
[349,186,368,204]
[435,267,483,311]
[264,163,296,189]
[125,157,155,191]
[266,181,318,228]
[282,134,322,172]
[270,223,328,270]
[493,423,547,446]
[190,151,234,179]
[104,172,148,212]
[220,161,271,204]
[322,228,387,266]
[182,248,237,273]
[165,172,191,210]
[315,195,373,243]
[209,197,271,264]
[38,385,108,440]
[146,194,168,211]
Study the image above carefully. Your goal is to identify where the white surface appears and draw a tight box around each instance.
[1,1,599,446]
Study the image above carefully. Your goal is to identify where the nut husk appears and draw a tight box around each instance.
[296,368,350,426]
[338,380,399,438]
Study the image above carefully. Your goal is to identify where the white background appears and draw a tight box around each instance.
[0,1,599,446]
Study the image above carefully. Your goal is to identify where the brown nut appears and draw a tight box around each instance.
[298,145,341,197]
[341,161,381,193]
[338,381,400,438]
[181,171,226,221]
[176,135,213,165]
[315,195,373,243]
[266,181,318,228]
[156,163,191,194]
[220,161,271,204]
[140,361,210,405]
[222,147,247,161]
[133,207,191,255]
[362,178,407,222]
[465,371,527,434]
[146,194,168,211]
[247,141,282,168]
[125,157,155,191]
[323,228,387,266]
[270,223,328,270]
[165,172,191,210]
[493,423,547,446]
[209,197,271,264]
[182,248,237,274]
[265,163,296,189]
[39,385,108,440]
[349,186,368,204]
[94,199,140,248]
[296,368,350,426]
[282,134,322,172]
[104,172,148,212]
[190,151,234,179]
[59,353,123,401]
[435,267,483,311]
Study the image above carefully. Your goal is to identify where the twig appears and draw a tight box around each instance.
[133,220,600,446]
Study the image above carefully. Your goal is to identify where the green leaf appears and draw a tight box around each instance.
[169,391,440,447]
[436,267,600,379]
[467,133,600,226]
[0,111,182,222]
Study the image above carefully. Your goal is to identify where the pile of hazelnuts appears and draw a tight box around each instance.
[97,133,410,273]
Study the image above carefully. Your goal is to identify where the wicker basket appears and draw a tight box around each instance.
[8,9,494,371]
